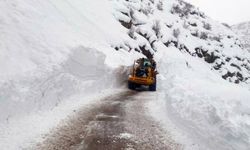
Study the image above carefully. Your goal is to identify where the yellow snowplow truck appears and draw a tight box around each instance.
[128,58,157,91]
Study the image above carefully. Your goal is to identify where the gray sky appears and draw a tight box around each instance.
[185,0,250,25]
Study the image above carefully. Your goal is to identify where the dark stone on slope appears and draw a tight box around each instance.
[225,57,231,62]
[222,71,235,79]
[230,63,242,71]
[194,47,219,63]
[204,52,219,63]
[139,45,153,59]
[119,20,132,29]
[236,72,244,81]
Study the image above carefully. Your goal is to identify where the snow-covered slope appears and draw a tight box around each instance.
[232,21,250,52]
[1,0,250,149]
[113,0,250,84]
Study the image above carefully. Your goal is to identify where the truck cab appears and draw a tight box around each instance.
[128,58,157,91]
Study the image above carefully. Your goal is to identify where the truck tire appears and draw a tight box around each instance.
[128,81,136,90]
[149,79,156,91]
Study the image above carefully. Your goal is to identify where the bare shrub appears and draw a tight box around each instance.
[149,0,154,4]
[203,22,211,30]
[171,2,193,17]
[211,35,222,42]
[152,20,161,38]
[129,8,135,19]
[171,4,182,14]
[191,30,199,37]
[173,28,180,38]
[119,8,135,29]
[200,32,208,40]
[189,22,197,27]
[222,23,231,29]
[128,26,135,39]
[119,20,132,29]
[141,5,154,16]
[182,2,193,16]
[157,1,163,11]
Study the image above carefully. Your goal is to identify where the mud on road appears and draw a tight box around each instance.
[35,91,181,150]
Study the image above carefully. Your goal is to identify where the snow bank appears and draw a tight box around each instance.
[0,0,143,149]
[0,47,123,120]
[0,46,133,149]
[150,45,250,150]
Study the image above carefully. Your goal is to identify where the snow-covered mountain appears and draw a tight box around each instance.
[1,0,250,150]
[232,21,250,52]
[113,0,250,84]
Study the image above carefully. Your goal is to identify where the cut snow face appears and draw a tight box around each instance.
[0,46,119,122]
[150,46,250,150]
[0,45,135,149]
[112,0,250,85]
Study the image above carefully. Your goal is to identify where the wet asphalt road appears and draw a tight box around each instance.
[35,91,181,150]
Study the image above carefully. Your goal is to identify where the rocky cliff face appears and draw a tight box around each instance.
[112,0,250,84]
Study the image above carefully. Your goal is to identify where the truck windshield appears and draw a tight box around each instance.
[143,60,151,67]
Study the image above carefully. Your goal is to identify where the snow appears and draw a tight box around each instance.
[0,89,124,150]
[1,0,250,149]
[232,21,250,52]
[0,0,142,149]
[118,133,134,140]
[149,45,250,150]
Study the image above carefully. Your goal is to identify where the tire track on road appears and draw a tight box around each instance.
[35,90,181,150]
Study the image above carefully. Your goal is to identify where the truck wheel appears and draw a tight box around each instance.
[128,81,135,90]
[149,80,156,91]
